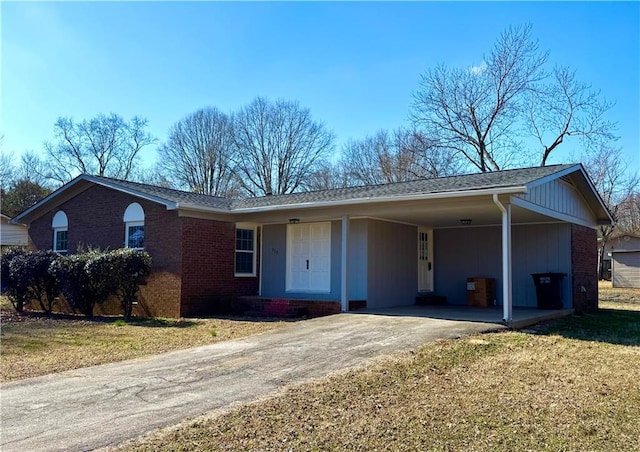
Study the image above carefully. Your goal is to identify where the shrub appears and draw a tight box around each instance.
[1,248,30,312]
[27,250,61,314]
[50,250,118,318]
[50,254,92,317]
[111,249,152,320]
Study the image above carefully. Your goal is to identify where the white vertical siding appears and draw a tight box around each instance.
[519,179,595,223]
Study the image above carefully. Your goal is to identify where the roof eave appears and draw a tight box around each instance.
[175,203,233,215]
[231,186,528,214]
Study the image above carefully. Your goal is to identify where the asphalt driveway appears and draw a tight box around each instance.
[1,312,505,452]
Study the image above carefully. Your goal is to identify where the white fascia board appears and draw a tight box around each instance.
[525,164,581,189]
[510,196,599,229]
[231,186,528,214]
[526,164,613,224]
[175,203,233,216]
[574,165,614,223]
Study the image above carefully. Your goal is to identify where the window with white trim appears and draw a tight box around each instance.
[123,203,145,250]
[52,211,68,254]
[235,223,256,276]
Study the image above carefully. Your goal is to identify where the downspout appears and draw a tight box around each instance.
[493,194,513,325]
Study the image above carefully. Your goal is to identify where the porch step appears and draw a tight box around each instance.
[415,294,447,306]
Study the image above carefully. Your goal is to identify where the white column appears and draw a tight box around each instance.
[502,203,512,323]
[258,225,263,297]
[493,194,512,324]
[341,215,349,312]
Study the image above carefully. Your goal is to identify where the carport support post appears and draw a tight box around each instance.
[493,194,513,325]
[341,215,349,312]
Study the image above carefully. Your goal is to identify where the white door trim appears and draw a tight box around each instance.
[418,227,434,292]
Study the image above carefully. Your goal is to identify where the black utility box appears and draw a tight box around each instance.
[531,273,566,309]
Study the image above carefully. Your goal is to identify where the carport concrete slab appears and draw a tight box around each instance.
[354,305,574,329]
[1,313,504,452]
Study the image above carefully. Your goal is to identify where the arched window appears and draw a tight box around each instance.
[123,203,145,249]
[52,211,68,253]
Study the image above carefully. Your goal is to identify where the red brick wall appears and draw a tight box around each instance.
[235,297,341,318]
[180,217,258,316]
[27,184,183,318]
[571,224,598,312]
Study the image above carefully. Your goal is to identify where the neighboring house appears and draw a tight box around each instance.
[605,233,640,288]
[1,214,28,247]
[14,163,611,322]
[598,232,640,281]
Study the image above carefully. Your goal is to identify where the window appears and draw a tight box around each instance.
[52,211,68,254]
[123,203,145,250]
[235,224,256,276]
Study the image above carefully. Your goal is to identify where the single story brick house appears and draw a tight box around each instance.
[14,163,611,322]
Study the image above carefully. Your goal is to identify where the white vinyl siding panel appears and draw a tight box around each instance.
[518,179,595,223]
[0,222,28,246]
[612,251,640,288]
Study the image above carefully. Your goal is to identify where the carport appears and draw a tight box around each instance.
[238,165,610,325]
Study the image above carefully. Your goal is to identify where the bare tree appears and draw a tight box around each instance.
[339,128,461,186]
[43,113,156,183]
[616,191,640,234]
[527,66,617,166]
[157,107,238,197]
[1,150,53,191]
[583,147,639,278]
[411,25,547,172]
[306,161,349,191]
[0,151,15,191]
[231,97,334,196]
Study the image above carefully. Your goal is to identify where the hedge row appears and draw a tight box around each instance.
[1,248,152,320]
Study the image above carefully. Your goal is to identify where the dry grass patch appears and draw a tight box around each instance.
[120,307,640,451]
[0,297,294,382]
[599,280,640,310]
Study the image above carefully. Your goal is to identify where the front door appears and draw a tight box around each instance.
[418,227,433,292]
[287,222,331,292]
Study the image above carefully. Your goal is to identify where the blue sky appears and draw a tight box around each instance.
[2,1,639,175]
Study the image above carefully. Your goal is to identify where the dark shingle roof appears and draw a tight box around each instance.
[231,164,576,210]
[89,175,233,210]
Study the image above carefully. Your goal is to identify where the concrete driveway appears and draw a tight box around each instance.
[1,312,505,452]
